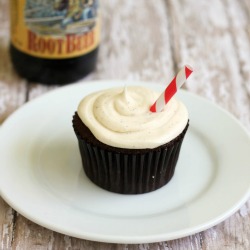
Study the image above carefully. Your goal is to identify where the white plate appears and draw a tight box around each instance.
[0,81,250,244]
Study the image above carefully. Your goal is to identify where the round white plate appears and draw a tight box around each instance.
[0,81,250,244]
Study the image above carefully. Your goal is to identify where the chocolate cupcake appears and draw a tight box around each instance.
[72,86,189,194]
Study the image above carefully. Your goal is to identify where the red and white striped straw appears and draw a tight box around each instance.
[150,65,193,113]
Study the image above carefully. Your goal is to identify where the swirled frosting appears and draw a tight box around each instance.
[77,86,188,149]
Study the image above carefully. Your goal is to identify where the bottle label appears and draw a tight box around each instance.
[10,0,100,59]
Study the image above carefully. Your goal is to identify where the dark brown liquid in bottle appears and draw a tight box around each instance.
[10,0,100,85]
[10,44,98,85]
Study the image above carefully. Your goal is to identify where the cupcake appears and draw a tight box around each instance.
[72,86,189,194]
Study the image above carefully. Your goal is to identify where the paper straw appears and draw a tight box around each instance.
[150,65,193,112]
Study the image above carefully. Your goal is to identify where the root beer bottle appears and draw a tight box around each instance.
[10,0,100,85]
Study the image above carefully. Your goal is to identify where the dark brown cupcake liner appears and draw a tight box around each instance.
[73,114,189,194]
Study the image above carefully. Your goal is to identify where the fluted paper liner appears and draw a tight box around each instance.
[73,114,188,194]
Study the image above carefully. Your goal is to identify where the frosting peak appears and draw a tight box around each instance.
[77,86,188,149]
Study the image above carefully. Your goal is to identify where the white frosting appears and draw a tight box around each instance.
[77,86,188,149]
